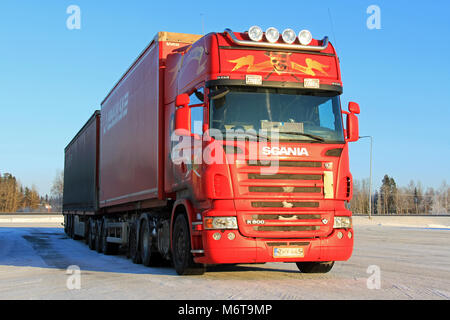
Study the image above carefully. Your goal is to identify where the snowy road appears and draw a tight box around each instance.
[0,221,449,300]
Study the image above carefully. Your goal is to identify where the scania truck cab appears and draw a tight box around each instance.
[167,27,360,274]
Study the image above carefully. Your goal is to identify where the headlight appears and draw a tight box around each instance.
[298,29,313,45]
[248,25,263,41]
[265,27,279,43]
[282,28,296,44]
[333,216,352,229]
[204,217,238,230]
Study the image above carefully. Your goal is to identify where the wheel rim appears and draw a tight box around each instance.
[174,221,187,265]
[102,222,107,252]
[142,225,149,254]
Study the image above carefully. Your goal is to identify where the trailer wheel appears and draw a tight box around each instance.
[95,220,103,253]
[84,218,90,245]
[128,223,141,264]
[172,214,205,275]
[88,219,96,250]
[64,215,69,235]
[296,261,335,273]
[140,222,154,266]
[68,215,74,238]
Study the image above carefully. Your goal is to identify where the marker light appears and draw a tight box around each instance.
[333,216,352,229]
[248,25,263,41]
[282,28,296,44]
[204,217,238,230]
[298,29,313,45]
[265,27,280,43]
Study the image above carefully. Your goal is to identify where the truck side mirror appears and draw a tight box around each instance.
[346,102,360,142]
[175,93,191,133]
[348,102,360,114]
[346,113,359,142]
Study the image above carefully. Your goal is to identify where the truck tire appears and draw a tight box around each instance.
[140,222,153,266]
[88,219,96,250]
[64,215,69,235]
[128,222,141,264]
[84,218,90,245]
[68,215,74,238]
[296,261,334,273]
[172,214,205,275]
[95,220,103,253]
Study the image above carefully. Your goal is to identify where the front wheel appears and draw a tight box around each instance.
[172,214,205,275]
[296,261,334,273]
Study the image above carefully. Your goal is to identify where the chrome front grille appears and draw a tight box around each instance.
[236,160,325,199]
[250,201,319,208]
[234,159,331,238]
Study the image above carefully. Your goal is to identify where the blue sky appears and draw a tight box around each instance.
[1,0,449,195]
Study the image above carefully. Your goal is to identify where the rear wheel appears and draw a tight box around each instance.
[95,220,103,253]
[64,215,69,235]
[296,261,334,273]
[88,219,96,250]
[84,218,90,245]
[128,222,141,264]
[68,215,74,238]
[140,222,153,266]
[172,214,205,275]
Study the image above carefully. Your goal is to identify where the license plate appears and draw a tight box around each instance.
[273,247,304,258]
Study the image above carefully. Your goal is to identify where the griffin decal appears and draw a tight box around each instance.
[228,52,329,80]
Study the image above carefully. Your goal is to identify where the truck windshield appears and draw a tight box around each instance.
[209,87,345,143]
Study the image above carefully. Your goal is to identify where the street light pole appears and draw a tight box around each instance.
[359,136,373,219]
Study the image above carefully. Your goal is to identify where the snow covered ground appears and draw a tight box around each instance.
[0,218,449,300]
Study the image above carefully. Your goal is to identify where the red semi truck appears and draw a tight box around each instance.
[63,27,360,275]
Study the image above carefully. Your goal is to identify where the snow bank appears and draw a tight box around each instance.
[353,215,450,229]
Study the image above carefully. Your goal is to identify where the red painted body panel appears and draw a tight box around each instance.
[99,42,160,208]
[99,34,202,209]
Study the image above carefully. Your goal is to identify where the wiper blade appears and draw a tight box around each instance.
[278,132,325,142]
[219,130,271,141]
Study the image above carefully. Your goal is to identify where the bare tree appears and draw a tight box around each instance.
[50,170,64,212]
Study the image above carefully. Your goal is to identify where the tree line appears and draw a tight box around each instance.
[2,170,448,215]
[0,171,63,213]
[351,174,449,215]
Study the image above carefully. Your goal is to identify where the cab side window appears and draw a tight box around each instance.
[190,87,204,135]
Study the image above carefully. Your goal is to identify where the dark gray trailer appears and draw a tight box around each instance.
[63,110,100,238]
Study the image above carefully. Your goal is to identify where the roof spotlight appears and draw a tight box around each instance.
[265,27,279,43]
[298,29,313,45]
[248,25,263,41]
[282,28,296,44]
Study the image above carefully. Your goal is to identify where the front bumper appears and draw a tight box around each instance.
[194,227,353,265]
